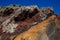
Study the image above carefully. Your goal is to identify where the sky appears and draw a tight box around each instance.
[0,0,60,15]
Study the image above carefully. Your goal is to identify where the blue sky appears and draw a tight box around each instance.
[0,0,60,15]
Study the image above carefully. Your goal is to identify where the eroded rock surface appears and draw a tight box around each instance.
[10,15,56,40]
[0,5,58,40]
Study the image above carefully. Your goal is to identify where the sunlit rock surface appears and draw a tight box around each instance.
[10,15,56,40]
[0,4,59,40]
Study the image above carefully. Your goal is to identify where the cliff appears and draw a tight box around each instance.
[0,5,59,40]
[10,15,56,40]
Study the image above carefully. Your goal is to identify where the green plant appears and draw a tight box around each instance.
[21,38,25,40]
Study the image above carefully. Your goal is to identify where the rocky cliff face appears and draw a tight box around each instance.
[0,4,58,40]
[10,15,56,40]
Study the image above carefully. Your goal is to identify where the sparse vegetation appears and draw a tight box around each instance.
[21,38,25,40]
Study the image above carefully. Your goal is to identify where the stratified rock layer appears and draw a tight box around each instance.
[0,4,58,40]
[10,15,56,40]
